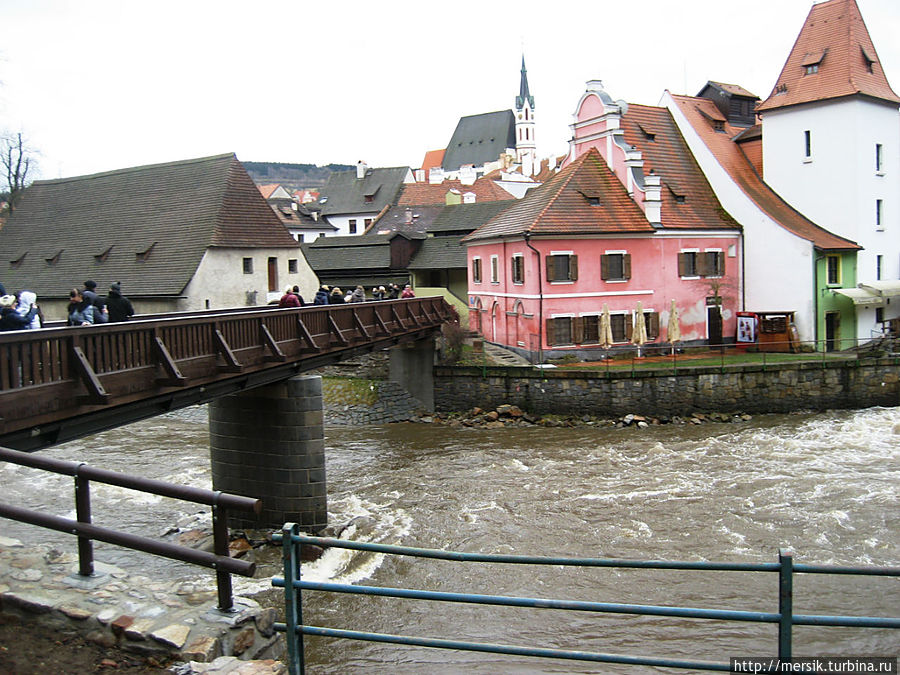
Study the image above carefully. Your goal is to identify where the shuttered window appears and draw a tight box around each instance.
[601,253,631,281]
[546,254,578,282]
[679,251,724,278]
[472,258,482,283]
[511,255,525,284]
[611,314,629,343]
[582,315,599,344]
[546,317,574,345]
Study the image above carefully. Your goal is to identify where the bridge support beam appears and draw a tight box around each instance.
[209,375,326,532]
[389,336,435,412]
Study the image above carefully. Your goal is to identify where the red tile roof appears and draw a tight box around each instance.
[670,94,860,251]
[420,149,445,171]
[463,149,654,241]
[397,176,515,206]
[257,183,280,199]
[758,0,900,112]
[620,103,740,231]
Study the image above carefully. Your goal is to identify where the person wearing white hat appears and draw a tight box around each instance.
[0,293,38,331]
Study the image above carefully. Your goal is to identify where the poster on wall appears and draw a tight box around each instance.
[736,312,757,343]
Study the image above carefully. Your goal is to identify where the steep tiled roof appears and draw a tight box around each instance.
[442,110,516,172]
[620,103,740,231]
[670,94,860,251]
[463,149,654,242]
[397,177,515,206]
[318,166,412,217]
[0,154,299,298]
[430,201,517,234]
[406,236,468,270]
[758,0,900,112]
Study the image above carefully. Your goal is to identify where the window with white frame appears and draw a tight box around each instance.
[511,254,524,284]
[876,143,884,173]
[472,257,482,283]
[876,199,884,230]
[546,316,574,345]
[546,252,577,282]
[601,252,631,281]
[490,255,500,283]
[804,130,812,159]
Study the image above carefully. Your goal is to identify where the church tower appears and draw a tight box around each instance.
[515,56,537,176]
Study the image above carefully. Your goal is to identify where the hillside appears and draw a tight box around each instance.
[242,161,354,191]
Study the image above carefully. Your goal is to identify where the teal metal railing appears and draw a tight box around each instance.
[272,525,900,674]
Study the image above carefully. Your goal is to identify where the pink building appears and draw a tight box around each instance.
[463,82,742,359]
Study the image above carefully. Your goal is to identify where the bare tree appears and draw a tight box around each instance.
[2,132,34,213]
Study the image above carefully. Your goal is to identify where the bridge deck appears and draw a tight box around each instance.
[0,297,453,451]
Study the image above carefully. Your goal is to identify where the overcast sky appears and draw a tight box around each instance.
[2,0,898,181]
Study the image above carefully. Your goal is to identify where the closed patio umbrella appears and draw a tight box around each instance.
[632,301,648,357]
[599,303,614,349]
[667,299,680,354]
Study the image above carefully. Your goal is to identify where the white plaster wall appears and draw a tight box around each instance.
[324,212,378,236]
[762,99,900,282]
[182,248,320,310]
[663,92,816,341]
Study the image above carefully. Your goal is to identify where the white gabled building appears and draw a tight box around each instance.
[757,0,900,340]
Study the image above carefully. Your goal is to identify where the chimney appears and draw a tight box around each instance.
[356,160,368,179]
[405,208,413,224]
[459,165,476,186]
[644,173,662,226]
[429,167,444,184]
[463,192,476,204]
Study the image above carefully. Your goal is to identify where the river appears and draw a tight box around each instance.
[1,406,898,673]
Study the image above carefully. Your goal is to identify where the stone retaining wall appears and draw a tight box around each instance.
[434,359,900,417]
[322,378,423,425]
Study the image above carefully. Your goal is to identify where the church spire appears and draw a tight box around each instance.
[516,55,535,110]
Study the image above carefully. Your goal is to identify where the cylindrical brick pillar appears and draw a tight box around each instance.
[209,374,326,532]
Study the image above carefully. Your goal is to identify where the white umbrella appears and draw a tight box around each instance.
[667,299,680,354]
[599,303,613,349]
[632,301,648,357]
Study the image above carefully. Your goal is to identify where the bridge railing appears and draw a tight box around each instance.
[0,445,261,611]
[0,297,453,441]
[272,526,900,674]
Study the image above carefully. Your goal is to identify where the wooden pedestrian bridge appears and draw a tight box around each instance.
[0,297,454,453]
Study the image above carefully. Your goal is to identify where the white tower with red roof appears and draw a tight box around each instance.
[758,0,900,337]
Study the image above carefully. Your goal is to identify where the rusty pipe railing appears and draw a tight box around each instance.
[0,445,261,611]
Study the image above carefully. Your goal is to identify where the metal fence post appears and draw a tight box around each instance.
[282,522,304,675]
[73,465,94,577]
[778,548,793,661]
[212,498,234,612]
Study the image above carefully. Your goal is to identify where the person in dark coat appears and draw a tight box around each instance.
[105,282,135,322]
[0,293,38,331]
[313,285,330,305]
[387,284,400,300]
[66,288,96,326]
[81,280,99,307]
[329,287,346,304]
[291,285,305,306]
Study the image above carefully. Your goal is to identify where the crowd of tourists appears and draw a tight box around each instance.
[310,283,415,305]
[0,279,135,331]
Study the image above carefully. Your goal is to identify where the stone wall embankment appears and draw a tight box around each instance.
[433,359,900,417]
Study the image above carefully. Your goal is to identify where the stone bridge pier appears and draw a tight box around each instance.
[208,336,436,530]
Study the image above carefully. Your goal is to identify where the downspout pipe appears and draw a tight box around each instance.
[524,232,543,365]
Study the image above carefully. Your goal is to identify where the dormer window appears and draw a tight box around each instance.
[95,245,113,263]
[861,46,876,74]
[801,49,826,76]
[136,242,156,262]
[46,250,62,266]
[10,252,26,269]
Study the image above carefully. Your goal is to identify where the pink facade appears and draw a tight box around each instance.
[467,234,741,353]
[464,82,743,357]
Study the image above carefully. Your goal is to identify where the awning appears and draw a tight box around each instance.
[859,280,900,297]
[832,288,884,306]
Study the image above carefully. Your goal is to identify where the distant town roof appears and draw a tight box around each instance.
[441,110,516,172]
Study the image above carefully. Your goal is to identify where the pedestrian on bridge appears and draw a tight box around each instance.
[105,282,135,322]
[350,285,366,303]
[314,285,330,305]
[0,293,39,331]
[66,289,96,326]
[279,286,302,308]
[401,284,415,298]
[329,287,346,304]
[291,285,305,306]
